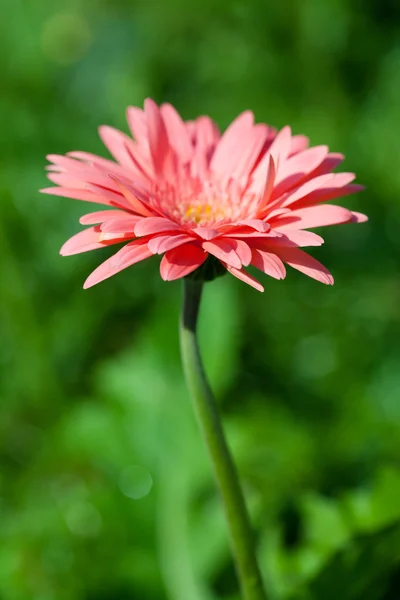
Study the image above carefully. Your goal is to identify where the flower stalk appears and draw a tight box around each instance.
[179,278,268,600]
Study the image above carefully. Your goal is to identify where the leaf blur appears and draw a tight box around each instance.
[0,0,399,599]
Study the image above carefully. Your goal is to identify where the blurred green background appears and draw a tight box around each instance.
[1,0,400,598]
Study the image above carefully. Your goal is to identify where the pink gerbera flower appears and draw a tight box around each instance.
[41,99,366,292]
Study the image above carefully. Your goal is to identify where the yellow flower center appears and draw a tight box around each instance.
[183,202,226,225]
[150,179,257,227]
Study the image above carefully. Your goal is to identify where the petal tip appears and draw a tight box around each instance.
[59,241,70,256]
[82,278,93,290]
[351,211,368,223]
[144,97,158,113]
[83,272,100,289]
[325,273,334,285]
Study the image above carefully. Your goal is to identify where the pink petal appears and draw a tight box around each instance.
[67,151,130,178]
[46,154,88,172]
[281,174,335,207]
[79,210,128,225]
[266,208,291,219]
[134,217,183,237]
[223,230,282,239]
[283,173,360,209]
[144,98,175,179]
[248,230,323,248]
[61,227,101,255]
[110,177,157,217]
[160,243,207,281]
[272,145,329,198]
[233,240,253,266]
[46,166,111,189]
[68,148,152,188]
[229,123,269,180]
[250,248,286,279]
[274,247,334,285]
[250,128,291,190]
[148,234,193,254]
[190,116,220,177]
[237,219,271,233]
[83,239,153,288]
[195,116,220,149]
[126,106,148,147]
[99,232,134,242]
[210,111,254,177]
[224,264,264,292]
[60,227,132,256]
[190,116,220,172]
[85,182,135,210]
[186,120,197,141]
[202,238,252,269]
[271,229,324,247]
[100,216,140,233]
[40,186,112,206]
[122,142,155,182]
[265,127,278,145]
[294,183,365,209]
[314,171,356,188]
[289,135,310,155]
[160,103,193,163]
[44,158,136,211]
[311,152,344,177]
[47,176,132,211]
[45,156,120,192]
[98,126,138,169]
[351,211,368,223]
[192,227,221,240]
[258,156,277,213]
[46,155,122,185]
[268,126,292,166]
[273,204,355,229]
[62,152,135,184]
[46,172,84,188]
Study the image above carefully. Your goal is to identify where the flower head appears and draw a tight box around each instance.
[42,99,366,291]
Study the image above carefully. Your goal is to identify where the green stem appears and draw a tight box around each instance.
[179,279,267,600]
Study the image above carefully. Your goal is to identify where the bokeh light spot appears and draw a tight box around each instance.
[65,501,102,537]
[118,465,153,500]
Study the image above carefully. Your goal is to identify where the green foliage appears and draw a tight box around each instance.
[1,0,400,598]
